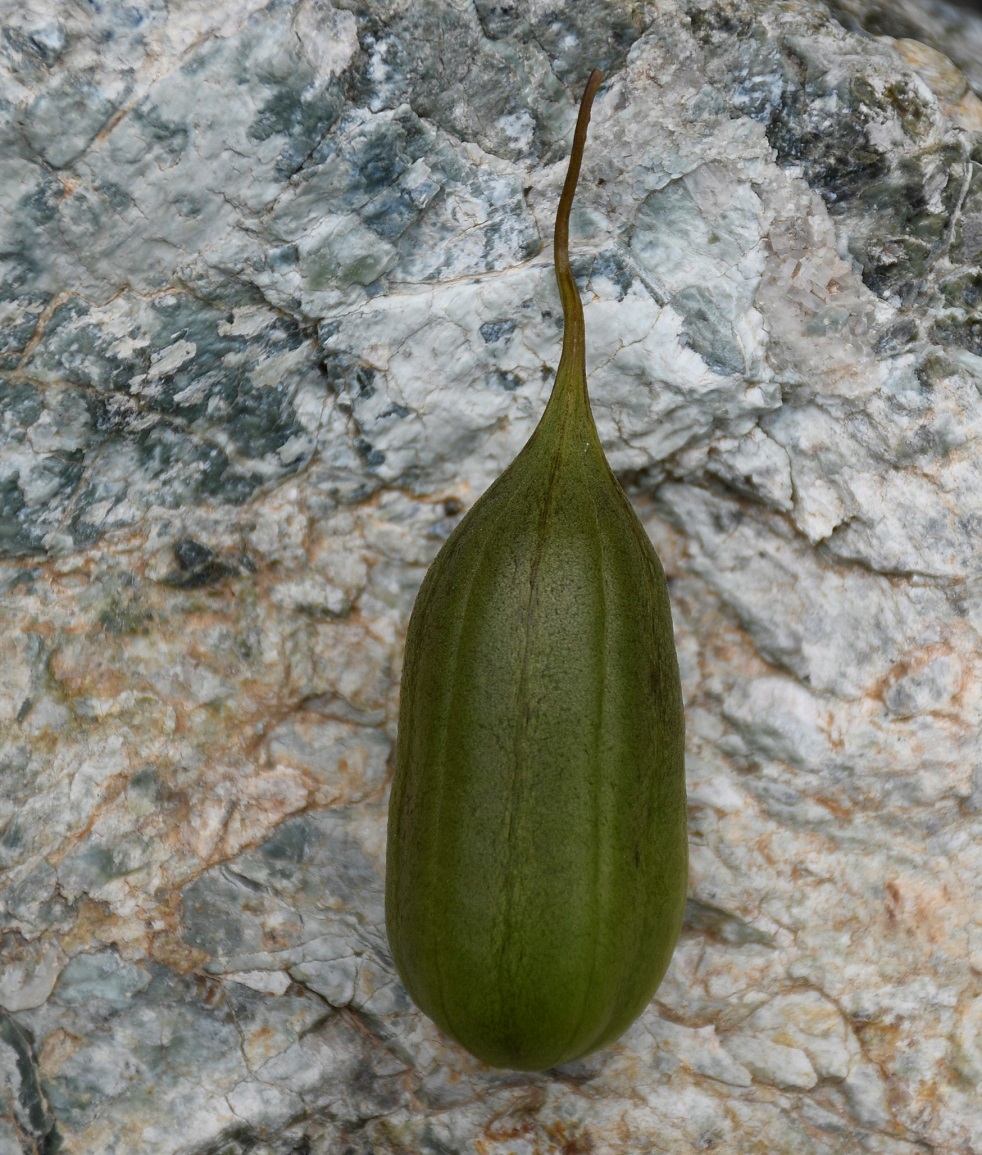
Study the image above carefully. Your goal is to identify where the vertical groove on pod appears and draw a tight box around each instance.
[560,467,610,1059]
[427,518,501,1045]
[496,442,566,1033]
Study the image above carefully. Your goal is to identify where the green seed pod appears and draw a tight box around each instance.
[385,70,687,1071]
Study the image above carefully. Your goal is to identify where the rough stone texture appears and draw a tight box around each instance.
[3,0,982,1151]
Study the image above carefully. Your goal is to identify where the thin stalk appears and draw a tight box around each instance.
[553,69,604,400]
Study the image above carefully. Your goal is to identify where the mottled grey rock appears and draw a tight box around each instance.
[829,0,982,96]
[4,0,982,1151]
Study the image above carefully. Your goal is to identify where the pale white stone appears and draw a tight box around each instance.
[722,1034,818,1090]
[0,941,65,1012]
[226,1080,302,1129]
[647,1019,753,1087]
[224,970,292,996]
[842,1061,892,1128]
[723,677,833,772]
[290,957,358,1007]
[735,990,860,1081]
[686,775,746,814]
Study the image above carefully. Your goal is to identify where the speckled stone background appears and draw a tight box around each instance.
[3,0,982,1152]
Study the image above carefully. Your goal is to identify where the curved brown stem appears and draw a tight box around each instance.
[554,69,604,380]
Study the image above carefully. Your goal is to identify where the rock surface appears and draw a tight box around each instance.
[3,0,982,1151]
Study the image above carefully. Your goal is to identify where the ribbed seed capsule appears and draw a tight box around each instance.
[385,70,687,1072]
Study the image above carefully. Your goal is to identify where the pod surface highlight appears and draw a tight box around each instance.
[385,70,687,1072]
